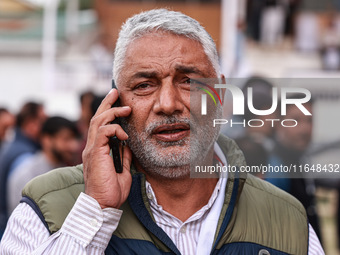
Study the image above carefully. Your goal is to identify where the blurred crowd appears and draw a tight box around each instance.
[0,90,107,240]
[221,76,336,249]
[245,0,340,71]
[246,0,299,44]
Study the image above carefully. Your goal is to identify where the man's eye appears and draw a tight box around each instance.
[135,83,150,90]
[185,78,201,91]
[184,78,191,84]
[180,78,192,88]
[132,83,157,95]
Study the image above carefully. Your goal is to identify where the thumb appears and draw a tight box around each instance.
[122,146,132,172]
[119,146,132,184]
[117,146,132,201]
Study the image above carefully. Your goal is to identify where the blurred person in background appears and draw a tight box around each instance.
[90,94,106,117]
[220,77,278,142]
[0,101,46,240]
[233,79,274,179]
[246,0,265,42]
[90,34,115,79]
[75,93,106,165]
[284,0,301,37]
[7,116,81,214]
[77,90,95,138]
[75,90,95,164]
[266,96,322,241]
[235,135,268,179]
[246,0,300,45]
[234,77,278,151]
[0,108,15,150]
[260,0,287,46]
[243,77,277,150]
[320,13,340,71]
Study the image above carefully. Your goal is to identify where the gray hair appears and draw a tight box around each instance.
[113,8,220,84]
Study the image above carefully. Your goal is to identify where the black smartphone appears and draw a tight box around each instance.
[108,80,123,173]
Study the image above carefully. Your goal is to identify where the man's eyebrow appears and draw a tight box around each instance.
[131,71,159,79]
[175,65,204,76]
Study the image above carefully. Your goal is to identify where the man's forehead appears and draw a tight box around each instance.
[123,35,209,67]
[126,32,202,54]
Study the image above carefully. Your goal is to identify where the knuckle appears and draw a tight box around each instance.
[90,116,97,126]
[111,123,119,129]
[82,148,88,158]
[97,125,106,134]
[82,148,90,160]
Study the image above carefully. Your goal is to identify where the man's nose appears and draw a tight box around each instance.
[153,79,185,115]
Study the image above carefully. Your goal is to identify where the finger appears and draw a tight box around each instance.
[92,106,131,128]
[93,89,119,118]
[122,146,132,171]
[94,124,128,148]
[87,106,131,145]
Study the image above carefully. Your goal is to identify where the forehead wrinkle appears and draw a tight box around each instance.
[174,64,205,76]
[128,59,190,81]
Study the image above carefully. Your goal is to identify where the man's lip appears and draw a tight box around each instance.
[152,123,190,142]
[152,123,190,134]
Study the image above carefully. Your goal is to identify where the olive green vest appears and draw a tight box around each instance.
[22,135,308,254]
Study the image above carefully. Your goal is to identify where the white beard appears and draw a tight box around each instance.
[121,106,222,179]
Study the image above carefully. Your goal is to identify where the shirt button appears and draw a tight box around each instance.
[90,218,98,227]
[147,192,153,200]
[180,226,187,234]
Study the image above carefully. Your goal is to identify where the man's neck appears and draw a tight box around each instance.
[136,148,219,222]
[145,175,218,222]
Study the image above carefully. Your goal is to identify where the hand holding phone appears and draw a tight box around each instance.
[82,86,132,209]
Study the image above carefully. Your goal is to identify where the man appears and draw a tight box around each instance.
[266,97,322,241]
[0,108,15,150]
[0,101,46,239]
[0,9,323,254]
[77,90,95,141]
[75,90,95,164]
[7,116,80,213]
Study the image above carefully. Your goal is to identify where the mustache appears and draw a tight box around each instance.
[145,117,191,135]
[120,115,198,137]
